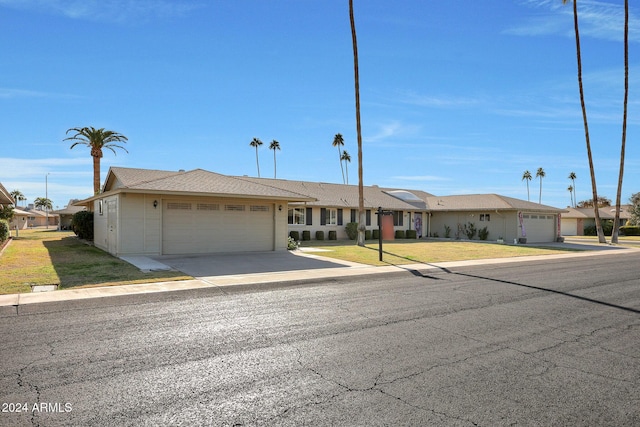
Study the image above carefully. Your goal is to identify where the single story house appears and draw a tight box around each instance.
[424,194,565,243]
[52,200,86,230]
[22,209,59,228]
[8,208,30,230]
[77,167,566,257]
[76,167,314,256]
[561,206,631,236]
[0,182,14,207]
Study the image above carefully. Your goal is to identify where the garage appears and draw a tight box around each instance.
[522,213,556,243]
[162,199,274,254]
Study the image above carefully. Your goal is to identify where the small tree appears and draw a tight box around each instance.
[464,222,477,240]
[72,211,94,240]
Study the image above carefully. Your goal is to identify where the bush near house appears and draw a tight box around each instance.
[584,220,613,236]
[0,219,9,243]
[478,226,489,241]
[395,230,405,239]
[620,225,640,236]
[302,230,311,241]
[328,230,337,240]
[289,230,300,241]
[406,230,417,239]
[365,230,372,240]
[72,211,94,241]
[372,229,380,240]
[345,222,358,240]
[316,230,325,240]
[464,222,477,240]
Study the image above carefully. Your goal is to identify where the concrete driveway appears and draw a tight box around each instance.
[151,249,359,278]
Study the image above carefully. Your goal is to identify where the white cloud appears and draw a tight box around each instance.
[0,157,91,179]
[364,120,421,143]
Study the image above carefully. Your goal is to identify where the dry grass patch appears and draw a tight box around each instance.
[309,240,584,266]
[0,229,192,295]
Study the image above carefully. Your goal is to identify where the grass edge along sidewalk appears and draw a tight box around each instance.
[0,229,192,295]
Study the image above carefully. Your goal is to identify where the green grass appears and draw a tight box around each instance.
[308,239,586,266]
[0,229,192,295]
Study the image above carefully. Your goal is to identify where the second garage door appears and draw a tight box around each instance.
[162,200,274,254]
[523,213,556,243]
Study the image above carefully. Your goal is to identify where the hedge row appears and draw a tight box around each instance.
[0,219,9,243]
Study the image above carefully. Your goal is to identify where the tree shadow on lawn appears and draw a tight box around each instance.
[368,246,639,315]
[42,236,189,289]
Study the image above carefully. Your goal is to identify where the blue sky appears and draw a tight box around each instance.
[0,0,638,210]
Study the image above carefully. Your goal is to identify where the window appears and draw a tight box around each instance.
[250,205,269,212]
[225,204,245,211]
[480,214,490,221]
[393,211,404,226]
[288,207,306,225]
[197,203,219,211]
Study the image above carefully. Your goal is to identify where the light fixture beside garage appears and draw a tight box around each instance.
[278,205,283,211]
[153,200,158,209]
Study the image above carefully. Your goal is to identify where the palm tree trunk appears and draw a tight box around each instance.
[350,0,365,247]
[338,146,345,184]
[612,0,628,244]
[273,150,277,179]
[526,181,530,202]
[571,0,605,243]
[255,146,261,178]
[539,179,542,204]
[93,155,101,195]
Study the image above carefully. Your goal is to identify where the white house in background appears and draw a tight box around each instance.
[9,208,30,230]
[76,167,566,257]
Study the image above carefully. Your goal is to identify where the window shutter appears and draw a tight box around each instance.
[366,210,371,226]
[306,207,313,225]
[337,209,343,226]
[320,208,327,226]
[350,209,356,223]
[399,211,404,226]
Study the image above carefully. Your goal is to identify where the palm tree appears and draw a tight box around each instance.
[568,185,574,207]
[612,0,629,244]
[249,137,263,177]
[269,139,281,179]
[9,190,26,207]
[522,170,532,201]
[65,127,128,195]
[568,172,577,207]
[563,0,605,243]
[341,150,352,185]
[332,133,346,184]
[34,197,52,211]
[349,0,365,246]
[536,167,545,204]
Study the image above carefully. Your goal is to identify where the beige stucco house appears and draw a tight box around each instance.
[561,206,631,236]
[76,167,314,256]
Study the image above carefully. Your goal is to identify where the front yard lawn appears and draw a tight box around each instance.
[309,239,585,266]
[0,229,192,295]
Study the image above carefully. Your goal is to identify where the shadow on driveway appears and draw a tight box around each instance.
[152,251,351,277]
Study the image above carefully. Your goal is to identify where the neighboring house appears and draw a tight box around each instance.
[561,206,631,236]
[0,182,14,207]
[239,177,433,240]
[8,208,30,230]
[75,167,314,256]
[425,194,565,243]
[53,199,86,230]
[23,209,59,228]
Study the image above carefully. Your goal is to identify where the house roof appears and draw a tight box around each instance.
[425,194,564,213]
[0,182,14,205]
[81,167,316,203]
[237,176,433,210]
[562,206,632,220]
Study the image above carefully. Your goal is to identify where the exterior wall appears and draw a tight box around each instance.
[9,214,29,230]
[119,193,161,256]
[93,194,118,254]
[287,206,426,241]
[429,211,516,242]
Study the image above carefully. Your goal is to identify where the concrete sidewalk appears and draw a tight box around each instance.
[1,242,637,308]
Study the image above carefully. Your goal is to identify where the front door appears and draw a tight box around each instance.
[107,200,117,255]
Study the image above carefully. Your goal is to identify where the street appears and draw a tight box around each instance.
[1,252,639,426]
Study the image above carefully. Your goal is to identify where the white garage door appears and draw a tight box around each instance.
[162,200,274,254]
[523,213,556,243]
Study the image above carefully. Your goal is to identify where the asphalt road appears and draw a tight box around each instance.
[1,252,638,426]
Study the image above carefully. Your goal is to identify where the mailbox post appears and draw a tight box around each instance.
[375,207,394,261]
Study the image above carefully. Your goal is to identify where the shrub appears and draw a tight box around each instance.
[464,222,477,240]
[365,229,372,240]
[315,230,325,240]
[406,230,417,239]
[328,230,337,240]
[444,225,451,238]
[478,226,489,241]
[345,222,358,240]
[72,211,94,240]
[289,230,300,241]
[584,220,613,236]
[620,225,640,236]
[0,219,9,243]
[372,229,380,240]
[287,236,298,250]
[395,230,405,239]
[302,230,311,241]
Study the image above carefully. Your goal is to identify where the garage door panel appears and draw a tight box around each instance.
[523,214,556,243]
[163,200,273,254]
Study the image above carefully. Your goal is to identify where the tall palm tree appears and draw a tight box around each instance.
[536,167,545,204]
[34,197,52,211]
[65,127,128,195]
[9,190,26,207]
[568,185,574,207]
[563,0,605,243]
[332,133,346,184]
[568,172,577,207]
[269,139,281,179]
[612,0,629,244]
[249,137,263,178]
[522,170,532,201]
[349,0,365,246]
[341,150,352,185]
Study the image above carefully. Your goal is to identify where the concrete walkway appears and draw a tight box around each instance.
[0,242,637,308]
